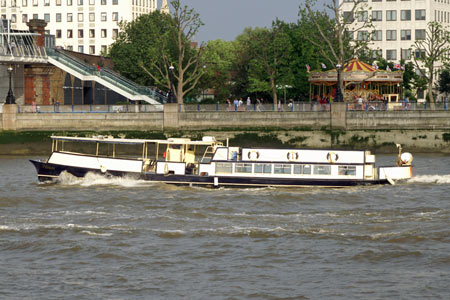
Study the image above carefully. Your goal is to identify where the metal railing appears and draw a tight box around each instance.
[46,48,167,103]
[180,102,331,112]
[346,101,449,111]
[18,104,164,113]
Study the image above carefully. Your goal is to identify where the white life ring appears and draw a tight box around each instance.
[287,151,299,161]
[327,152,339,164]
[248,150,260,161]
[100,165,107,173]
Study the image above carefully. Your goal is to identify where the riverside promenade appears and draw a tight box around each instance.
[2,102,450,152]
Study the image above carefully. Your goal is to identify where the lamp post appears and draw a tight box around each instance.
[168,65,175,103]
[335,64,344,103]
[5,64,16,104]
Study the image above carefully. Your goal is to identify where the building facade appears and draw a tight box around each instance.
[341,0,450,100]
[1,0,158,55]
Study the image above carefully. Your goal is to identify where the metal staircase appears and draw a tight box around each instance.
[46,48,167,105]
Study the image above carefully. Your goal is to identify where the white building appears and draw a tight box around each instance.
[341,0,450,100]
[1,0,158,55]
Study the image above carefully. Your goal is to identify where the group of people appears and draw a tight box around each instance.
[226,97,266,111]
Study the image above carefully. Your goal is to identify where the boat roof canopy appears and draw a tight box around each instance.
[50,136,219,146]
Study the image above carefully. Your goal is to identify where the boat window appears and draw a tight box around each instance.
[274,164,292,174]
[235,163,252,173]
[170,144,182,150]
[303,164,312,174]
[254,163,272,174]
[338,166,356,176]
[216,163,232,174]
[313,165,331,175]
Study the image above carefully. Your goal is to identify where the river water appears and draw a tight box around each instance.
[0,154,449,299]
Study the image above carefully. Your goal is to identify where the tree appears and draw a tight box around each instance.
[200,39,236,102]
[410,21,450,103]
[299,0,373,101]
[438,69,450,98]
[143,0,206,104]
[108,11,172,87]
[235,22,292,106]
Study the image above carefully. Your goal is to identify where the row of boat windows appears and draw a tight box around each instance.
[216,163,357,176]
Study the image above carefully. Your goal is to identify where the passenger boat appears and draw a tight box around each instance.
[30,135,413,187]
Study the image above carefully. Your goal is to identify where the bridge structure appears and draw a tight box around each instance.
[0,19,166,106]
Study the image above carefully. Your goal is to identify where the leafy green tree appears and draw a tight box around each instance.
[299,0,373,101]
[438,69,450,98]
[235,22,292,106]
[108,11,172,87]
[410,21,450,103]
[200,39,236,102]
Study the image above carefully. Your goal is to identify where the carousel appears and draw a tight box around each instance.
[308,59,403,104]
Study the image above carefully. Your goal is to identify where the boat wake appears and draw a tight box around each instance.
[55,171,154,188]
[408,174,450,184]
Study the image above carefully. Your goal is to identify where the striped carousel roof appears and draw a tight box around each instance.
[343,58,375,72]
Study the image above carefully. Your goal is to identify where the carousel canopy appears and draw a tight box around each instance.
[308,58,403,84]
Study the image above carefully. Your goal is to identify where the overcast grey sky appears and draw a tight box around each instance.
[163,0,304,43]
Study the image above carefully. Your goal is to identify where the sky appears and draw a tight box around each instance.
[162,0,305,43]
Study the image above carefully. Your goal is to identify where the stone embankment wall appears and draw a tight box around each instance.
[1,103,450,153]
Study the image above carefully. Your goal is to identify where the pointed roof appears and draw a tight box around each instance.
[343,58,376,72]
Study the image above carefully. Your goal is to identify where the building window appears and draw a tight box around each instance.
[112,12,118,21]
[56,0,61,5]
[112,28,118,38]
[67,0,72,5]
[357,11,368,22]
[67,45,73,51]
[372,49,382,59]
[89,46,95,54]
[386,10,397,21]
[11,0,16,6]
[386,49,397,60]
[78,29,83,38]
[89,29,95,37]
[89,13,95,22]
[401,10,411,21]
[372,0,381,2]
[56,13,61,22]
[386,30,397,41]
[401,29,411,40]
[78,13,84,22]
[33,0,38,6]
[78,45,84,53]
[22,14,28,23]
[101,12,107,21]
[401,49,411,60]
[11,14,17,23]
[415,9,426,21]
[415,49,426,59]
[101,45,107,53]
[89,0,94,4]
[101,0,106,4]
[67,29,73,38]
[372,30,382,41]
[67,13,73,22]
[372,11,382,21]
[78,0,83,5]
[44,0,49,5]
[33,13,38,19]
[357,31,368,41]
[22,0,27,6]
[44,13,50,22]
[101,29,107,37]
[56,29,61,38]
[415,29,426,40]
[113,0,117,4]
[343,11,354,23]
